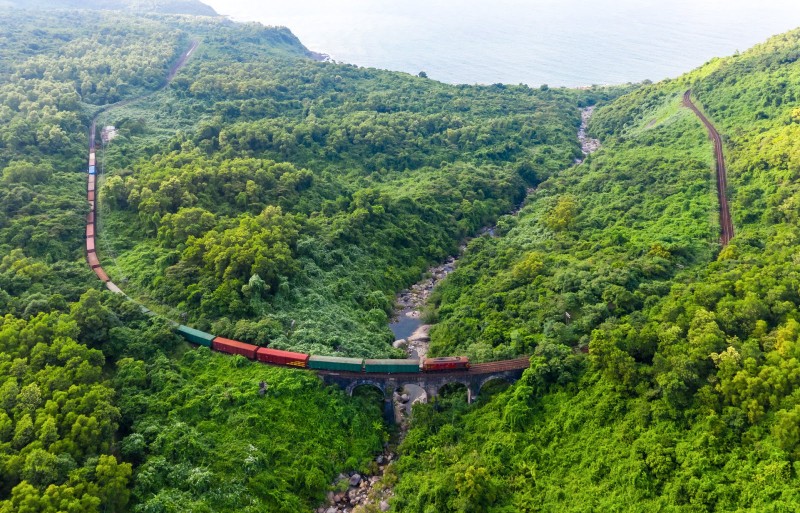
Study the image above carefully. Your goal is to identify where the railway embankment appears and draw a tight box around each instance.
[683,89,733,246]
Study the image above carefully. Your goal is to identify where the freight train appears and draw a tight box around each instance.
[84,127,470,375]
[176,324,470,373]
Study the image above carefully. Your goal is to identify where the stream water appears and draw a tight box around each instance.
[388,105,600,345]
[319,106,600,513]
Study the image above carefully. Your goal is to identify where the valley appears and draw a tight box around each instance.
[2,3,800,512]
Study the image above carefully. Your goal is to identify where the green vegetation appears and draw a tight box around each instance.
[0,9,186,268]
[116,350,384,512]
[0,312,131,512]
[7,2,800,511]
[0,9,386,511]
[426,88,716,361]
[392,28,800,512]
[94,17,588,357]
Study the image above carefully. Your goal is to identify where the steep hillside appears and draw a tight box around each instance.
[393,29,800,512]
[427,85,717,361]
[0,11,382,513]
[0,7,596,512]
[91,17,592,358]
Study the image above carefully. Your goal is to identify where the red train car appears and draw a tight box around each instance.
[212,337,258,359]
[86,237,95,253]
[422,356,470,372]
[89,153,95,166]
[256,347,309,367]
[93,266,109,282]
[86,211,94,224]
[87,252,100,268]
[88,174,95,191]
[86,224,94,238]
[88,190,95,202]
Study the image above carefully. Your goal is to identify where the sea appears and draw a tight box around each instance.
[202,0,800,88]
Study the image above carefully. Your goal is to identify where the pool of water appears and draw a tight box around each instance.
[389,311,422,340]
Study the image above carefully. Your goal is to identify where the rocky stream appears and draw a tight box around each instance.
[316,106,600,513]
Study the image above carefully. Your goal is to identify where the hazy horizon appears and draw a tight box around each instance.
[202,0,800,87]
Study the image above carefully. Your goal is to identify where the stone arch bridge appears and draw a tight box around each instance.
[318,357,530,421]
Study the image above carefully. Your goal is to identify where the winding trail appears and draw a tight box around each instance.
[683,89,734,246]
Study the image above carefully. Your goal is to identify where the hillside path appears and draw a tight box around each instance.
[683,89,734,246]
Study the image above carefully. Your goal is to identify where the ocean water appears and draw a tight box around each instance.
[203,0,800,88]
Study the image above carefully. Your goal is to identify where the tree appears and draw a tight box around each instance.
[21,449,59,486]
[2,161,53,184]
[543,195,578,232]
[93,455,132,512]
[70,290,121,348]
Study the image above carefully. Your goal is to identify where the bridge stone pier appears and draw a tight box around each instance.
[317,357,530,423]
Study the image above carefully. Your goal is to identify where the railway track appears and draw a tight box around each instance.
[683,89,734,246]
[86,41,199,293]
[83,40,534,380]
[470,356,531,373]
[315,356,532,379]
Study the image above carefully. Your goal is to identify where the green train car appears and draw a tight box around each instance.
[308,355,364,372]
[364,359,420,374]
[176,325,215,347]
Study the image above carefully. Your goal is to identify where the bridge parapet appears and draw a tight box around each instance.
[318,362,527,406]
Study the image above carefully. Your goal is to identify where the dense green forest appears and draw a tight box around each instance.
[0,9,386,512]
[426,88,717,361]
[94,17,593,357]
[0,5,598,511]
[392,29,800,512]
[5,1,800,511]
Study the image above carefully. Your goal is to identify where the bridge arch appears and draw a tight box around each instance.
[346,379,387,399]
[478,375,518,394]
[438,380,474,403]
[394,383,427,401]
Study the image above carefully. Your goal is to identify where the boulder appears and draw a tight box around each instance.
[380,500,390,511]
[349,473,362,487]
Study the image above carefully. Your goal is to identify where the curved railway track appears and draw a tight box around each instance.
[82,41,531,379]
[683,89,734,246]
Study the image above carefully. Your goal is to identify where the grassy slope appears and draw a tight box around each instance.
[392,29,800,513]
[427,87,716,361]
[117,349,384,513]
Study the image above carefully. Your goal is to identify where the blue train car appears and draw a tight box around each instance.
[89,165,96,174]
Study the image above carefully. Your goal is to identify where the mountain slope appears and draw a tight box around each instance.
[91,16,589,358]
[393,28,800,512]
[0,10,381,512]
